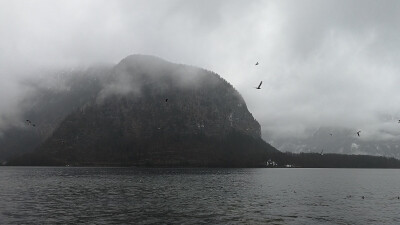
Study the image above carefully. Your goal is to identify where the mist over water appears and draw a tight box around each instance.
[1,167,399,224]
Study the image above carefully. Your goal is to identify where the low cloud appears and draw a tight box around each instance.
[1,0,400,144]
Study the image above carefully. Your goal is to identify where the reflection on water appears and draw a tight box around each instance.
[0,167,400,224]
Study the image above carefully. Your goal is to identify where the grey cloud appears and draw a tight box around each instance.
[1,0,400,146]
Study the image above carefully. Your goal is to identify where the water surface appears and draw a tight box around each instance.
[0,167,399,224]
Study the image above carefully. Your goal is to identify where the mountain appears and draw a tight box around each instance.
[7,55,279,167]
[0,66,111,162]
[268,126,400,159]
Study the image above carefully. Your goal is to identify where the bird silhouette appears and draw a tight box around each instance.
[329,133,333,136]
[165,98,168,102]
[398,120,400,123]
[26,120,36,127]
[255,81,262,89]
[357,130,361,137]
[255,62,259,66]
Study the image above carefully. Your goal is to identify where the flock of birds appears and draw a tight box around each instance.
[22,61,400,204]
[253,62,400,140]
[344,195,400,200]
[290,191,400,200]
[25,61,400,139]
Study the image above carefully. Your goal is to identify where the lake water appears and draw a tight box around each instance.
[0,167,399,224]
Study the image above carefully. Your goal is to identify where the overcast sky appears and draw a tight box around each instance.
[1,0,400,141]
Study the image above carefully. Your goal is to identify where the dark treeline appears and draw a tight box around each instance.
[269,152,400,168]
[6,130,277,168]
[8,150,400,169]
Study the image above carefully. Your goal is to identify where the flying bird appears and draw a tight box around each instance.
[398,120,400,123]
[357,130,361,137]
[329,133,333,136]
[26,120,36,127]
[255,62,259,66]
[255,81,262,89]
[165,98,168,102]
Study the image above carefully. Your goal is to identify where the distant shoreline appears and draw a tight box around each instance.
[4,152,400,169]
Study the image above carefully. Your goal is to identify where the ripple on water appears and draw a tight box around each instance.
[0,168,400,224]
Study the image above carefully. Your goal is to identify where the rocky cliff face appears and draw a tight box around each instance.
[8,55,279,167]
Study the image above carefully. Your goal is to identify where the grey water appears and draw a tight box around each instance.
[0,168,399,224]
